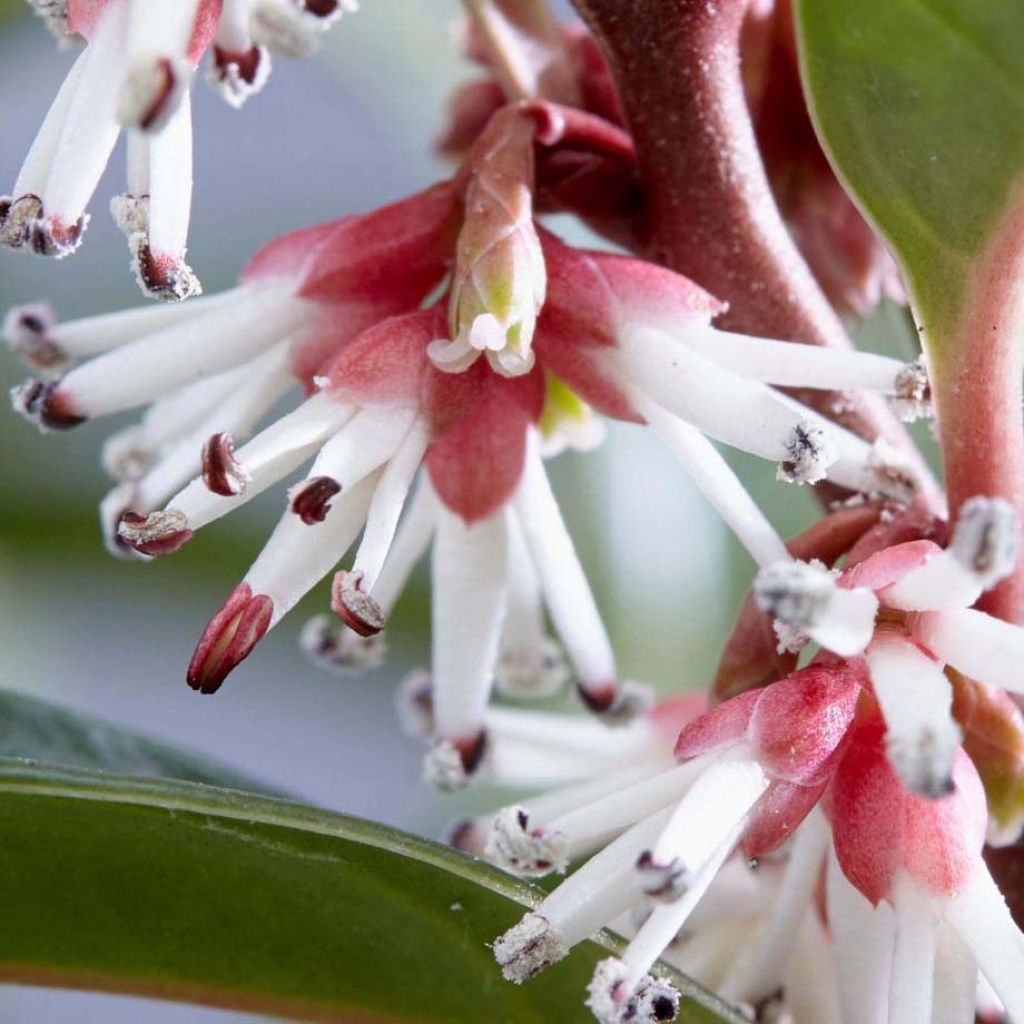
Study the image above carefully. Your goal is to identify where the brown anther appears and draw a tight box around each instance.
[11,378,85,431]
[130,238,201,302]
[3,304,63,368]
[117,509,193,557]
[577,680,617,714]
[636,850,689,902]
[213,46,265,87]
[27,212,87,258]
[893,359,932,422]
[291,475,342,524]
[202,432,249,496]
[303,0,340,17]
[136,57,178,132]
[331,569,387,637]
[0,194,42,249]
[444,819,480,854]
[454,730,488,775]
[187,583,274,693]
[577,680,652,724]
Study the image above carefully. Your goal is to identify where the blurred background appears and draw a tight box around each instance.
[0,1,924,1019]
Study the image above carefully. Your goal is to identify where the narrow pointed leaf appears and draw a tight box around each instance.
[0,761,745,1024]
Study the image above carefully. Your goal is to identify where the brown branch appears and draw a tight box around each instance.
[571,0,943,514]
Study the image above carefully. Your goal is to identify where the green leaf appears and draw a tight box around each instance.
[0,761,744,1023]
[0,688,283,794]
[794,0,1024,355]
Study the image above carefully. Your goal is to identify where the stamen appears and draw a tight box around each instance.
[395,669,434,739]
[118,56,190,133]
[496,637,568,700]
[513,432,628,718]
[129,236,202,303]
[493,809,673,983]
[242,470,378,625]
[291,476,341,523]
[186,582,274,694]
[100,481,142,560]
[423,734,488,792]
[0,194,45,251]
[331,569,386,637]
[168,393,354,534]
[25,0,69,40]
[911,608,1024,695]
[300,613,387,674]
[25,210,87,259]
[202,432,250,496]
[586,958,679,1024]
[111,197,150,245]
[485,807,570,877]
[778,421,836,486]
[209,45,271,108]
[883,497,1019,611]
[493,912,569,985]
[119,0,201,130]
[638,755,767,902]
[863,438,919,505]
[892,358,932,422]
[613,327,836,478]
[719,812,829,1003]
[10,377,85,431]
[636,396,790,567]
[866,632,960,797]
[38,0,128,249]
[943,866,1024,1021]
[579,681,655,725]
[116,344,292,508]
[431,507,508,749]
[346,422,429,586]
[609,819,745,1005]
[490,760,708,878]
[2,304,63,369]
[889,875,937,1022]
[360,475,437,621]
[250,0,337,58]
[139,89,199,301]
[117,508,193,556]
[826,846,896,1024]
[754,560,878,657]
[678,325,912,395]
[949,497,1019,588]
[5,288,238,367]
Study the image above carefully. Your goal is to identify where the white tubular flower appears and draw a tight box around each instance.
[754,496,1024,798]
[493,666,863,1023]
[2,0,355,297]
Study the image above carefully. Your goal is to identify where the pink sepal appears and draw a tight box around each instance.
[742,779,827,859]
[242,184,458,307]
[748,663,864,786]
[839,539,942,594]
[322,308,443,406]
[535,232,724,422]
[830,720,987,904]
[425,362,544,523]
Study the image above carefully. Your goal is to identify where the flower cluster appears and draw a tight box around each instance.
[3,0,352,299]
[4,2,1024,1023]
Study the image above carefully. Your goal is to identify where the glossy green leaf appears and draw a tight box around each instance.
[794,0,1024,356]
[0,688,283,794]
[0,761,744,1023]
